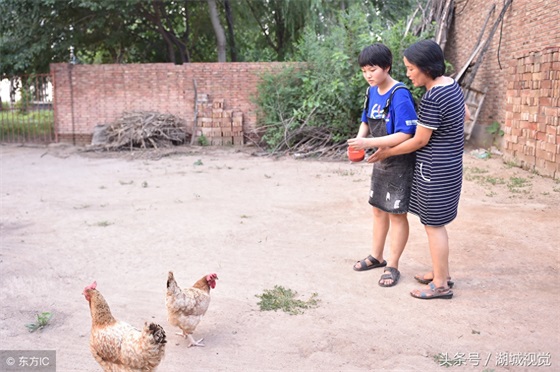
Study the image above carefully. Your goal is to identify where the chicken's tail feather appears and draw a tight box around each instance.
[147,323,167,345]
[167,271,176,288]
[167,271,181,296]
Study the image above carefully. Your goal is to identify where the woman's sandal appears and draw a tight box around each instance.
[378,267,400,287]
[410,282,453,300]
[414,273,455,288]
[353,255,387,271]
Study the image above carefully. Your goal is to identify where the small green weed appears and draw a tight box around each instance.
[465,166,489,174]
[507,176,531,193]
[256,286,319,315]
[333,168,356,177]
[486,121,504,147]
[504,160,518,168]
[193,159,203,166]
[95,221,113,227]
[25,312,53,333]
[464,166,511,190]
[197,134,209,146]
[484,176,505,186]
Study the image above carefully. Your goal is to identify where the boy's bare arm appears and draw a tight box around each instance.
[348,131,412,150]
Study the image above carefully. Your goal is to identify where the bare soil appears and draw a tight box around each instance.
[1,143,558,372]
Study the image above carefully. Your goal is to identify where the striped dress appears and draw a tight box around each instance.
[409,80,465,226]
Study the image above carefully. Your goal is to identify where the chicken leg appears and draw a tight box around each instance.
[176,331,205,347]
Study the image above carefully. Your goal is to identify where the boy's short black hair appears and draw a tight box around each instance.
[358,43,392,73]
[403,40,446,79]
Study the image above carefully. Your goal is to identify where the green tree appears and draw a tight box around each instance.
[1,0,418,75]
[255,2,426,153]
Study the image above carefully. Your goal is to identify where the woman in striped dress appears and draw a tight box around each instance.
[370,40,468,299]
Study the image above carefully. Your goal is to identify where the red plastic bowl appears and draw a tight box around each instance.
[347,147,365,162]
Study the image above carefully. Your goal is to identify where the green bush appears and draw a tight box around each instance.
[254,4,429,153]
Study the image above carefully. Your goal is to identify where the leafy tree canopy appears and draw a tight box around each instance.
[0,0,417,76]
[254,2,430,153]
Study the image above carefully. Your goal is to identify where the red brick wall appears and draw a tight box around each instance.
[505,49,559,177]
[50,62,298,145]
[446,0,560,178]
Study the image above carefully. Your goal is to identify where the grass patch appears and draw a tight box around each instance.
[484,176,505,186]
[95,221,113,227]
[333,168,356,177]
[464,166,509,188]
[256,286,319,315]
[0,110,54,140]
[25,312,53,333]
[465,166,488,174]
[507,176,531,193]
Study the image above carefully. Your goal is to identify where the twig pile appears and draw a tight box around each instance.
[251,107,347,159]
[100,111,189,150]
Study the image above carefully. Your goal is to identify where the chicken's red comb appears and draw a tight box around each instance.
[85,281,97,291]
[207,273,218,280]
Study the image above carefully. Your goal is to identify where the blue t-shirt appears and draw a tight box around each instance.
[361,83,417,135]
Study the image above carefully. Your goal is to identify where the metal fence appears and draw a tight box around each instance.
[0,74,55,144]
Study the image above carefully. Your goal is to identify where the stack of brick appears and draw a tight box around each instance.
[194,94,244,145]
[504,47,559,178]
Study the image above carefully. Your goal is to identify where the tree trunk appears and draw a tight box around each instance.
[207,0,227,62]
[224,0,237,62]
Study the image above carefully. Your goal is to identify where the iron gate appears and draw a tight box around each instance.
[0,74,55,144]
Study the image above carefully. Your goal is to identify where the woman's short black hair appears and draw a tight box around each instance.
[358,43,392,73]
[403,40,446,79]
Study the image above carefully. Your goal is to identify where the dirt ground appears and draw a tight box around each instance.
[0,143,558,372]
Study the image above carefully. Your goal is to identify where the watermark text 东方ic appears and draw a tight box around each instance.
[0,350,56,372]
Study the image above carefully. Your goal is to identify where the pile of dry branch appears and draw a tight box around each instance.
[92,111,189,150]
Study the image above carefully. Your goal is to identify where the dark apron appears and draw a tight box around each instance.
[367,117,415,214]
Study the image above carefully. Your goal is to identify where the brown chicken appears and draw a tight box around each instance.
[166,271,218,347]
[83,282,167,371]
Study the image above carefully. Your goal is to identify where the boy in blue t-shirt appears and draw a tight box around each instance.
[347,43,417,288]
